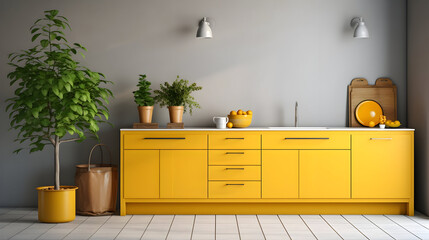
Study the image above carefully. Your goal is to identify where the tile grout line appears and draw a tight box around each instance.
[298,215,318,240]
[384,215,422,239]
[164,215,176,240]
[139,214,154,240]
[255,215,266,240]
[190,215,196,240]
[362,215,396,239]
[340,215,370,240]
[277,215,292,240]
[60,216,90,240]
[319,215,344,240]
[86,215,113,240]
[7,209,42,239]
[214,215,216,240]
[113,214,133,240]
[406,215,429,231]
[235,215,242,240]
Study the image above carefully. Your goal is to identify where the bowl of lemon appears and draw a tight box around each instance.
[227,109,253,128]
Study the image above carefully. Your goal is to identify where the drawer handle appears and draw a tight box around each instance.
[225,138,245,140]
[143,138,186,140]
[225,168,245,170]
[225,184,245,186]
[226,152,245,154]
[370,138,392,140]
[284,137,330,140]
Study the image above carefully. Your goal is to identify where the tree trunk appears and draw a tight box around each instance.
[54,136,60,190]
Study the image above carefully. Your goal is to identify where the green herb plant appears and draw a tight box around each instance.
[154,76,202,115]
[6,10,113,190]
[133,74,154,106]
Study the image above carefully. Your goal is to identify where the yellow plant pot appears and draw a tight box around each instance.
[228,114,252,128]
[37,186,78,223]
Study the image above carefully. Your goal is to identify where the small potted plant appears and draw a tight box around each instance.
[154,76,202,123]
[6,10,112,223]
[133,74,155,123]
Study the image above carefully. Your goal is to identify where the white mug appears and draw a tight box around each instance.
[213,117,229,129]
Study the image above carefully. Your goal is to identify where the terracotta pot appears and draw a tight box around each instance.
[138,106,154,123]
[36,186,78,223]
[168,106,184,123]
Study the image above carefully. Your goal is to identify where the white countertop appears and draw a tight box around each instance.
[121,127,414,131]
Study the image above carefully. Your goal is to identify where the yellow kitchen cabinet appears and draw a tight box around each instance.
[352,133,413,198]
[300,150,350,198]
[120,130,413,216]
[160,150,207,198]
[123,150,159,198]
[262,150,299,198]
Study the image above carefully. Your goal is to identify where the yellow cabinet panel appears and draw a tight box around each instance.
[209,181,261,198]
[209,166,261,180]
[209,150,261,165]
[352,133,412,198]
[124,150,159,198]
[300,150,350,198]
[262,132,350,149]
[160,150,207,198]
[123,132,207,149]
[209,133,260,149]
[262,150,299,198]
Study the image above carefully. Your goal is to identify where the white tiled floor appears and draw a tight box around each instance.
[1,208,429,239]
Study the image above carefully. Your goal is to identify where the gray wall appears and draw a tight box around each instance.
[0,0,406,207]
[408,0,429,215]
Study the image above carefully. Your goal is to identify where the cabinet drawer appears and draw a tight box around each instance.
[123,132,207,149]
[209,166,261,180]
[209,181,261,198]
[262,132,350,149]
[209,150,260,165]
[209,133,260,149]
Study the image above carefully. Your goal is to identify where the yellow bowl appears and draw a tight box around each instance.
[228,114,252,128]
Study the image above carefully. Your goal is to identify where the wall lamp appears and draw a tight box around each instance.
[196,17,213,39]
[350,17,369,39]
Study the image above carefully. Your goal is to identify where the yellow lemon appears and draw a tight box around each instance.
[368,121,375,128]
[247,110,253,115]
[230,111,237,116]
[386,120,392,124]
[242,112,247,115]
[394,120,400,124]
[226,122,233,128]
[237,109,243,115]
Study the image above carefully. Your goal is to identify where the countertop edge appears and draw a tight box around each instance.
[120,127,415,131]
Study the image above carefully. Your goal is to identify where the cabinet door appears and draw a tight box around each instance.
[262,150,298,198]
[352,133,412,198]
[124,150,159,198]
[160,150,207,198]
[300,150,350,198]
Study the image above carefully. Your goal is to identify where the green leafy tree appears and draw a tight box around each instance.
[154,75,202,115]
[133,74,154,106]
[6,10,113,190]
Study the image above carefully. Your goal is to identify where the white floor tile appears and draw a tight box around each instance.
[279,215,316,240]
[321,215,368,240]
[365,215,419,239]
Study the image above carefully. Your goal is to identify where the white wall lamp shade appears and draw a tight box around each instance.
[196,17,213,39]
[350,17,369,39]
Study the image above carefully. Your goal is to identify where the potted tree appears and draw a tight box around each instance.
[133,74,155,123]
[154,76,202,123]
[6,10,112,223]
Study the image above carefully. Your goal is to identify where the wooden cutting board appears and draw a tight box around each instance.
[348,78,397,127]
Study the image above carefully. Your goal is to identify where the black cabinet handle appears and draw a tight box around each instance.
[225,184,245,186]
[225,138,245,140]
[225,168,245,170]
[226,152,245,154]
[284,138,329,140]
[143,138,186,140]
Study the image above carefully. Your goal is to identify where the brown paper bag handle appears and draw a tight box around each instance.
[88,144,112,171]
